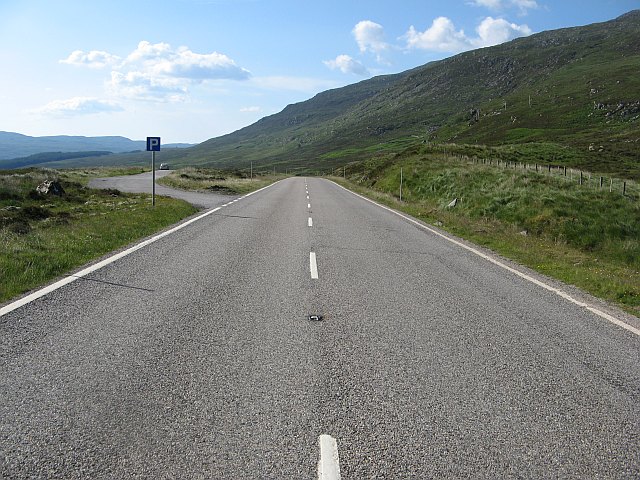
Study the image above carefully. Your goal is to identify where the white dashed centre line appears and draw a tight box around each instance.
[318,435,341,480]
[308,203,311,209]
[310,252,319,279]
[308,217,313,227]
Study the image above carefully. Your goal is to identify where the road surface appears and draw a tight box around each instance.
[89,170,229,209]
[1,177,639,478]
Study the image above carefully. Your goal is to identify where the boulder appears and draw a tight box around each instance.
[36,180,65,196]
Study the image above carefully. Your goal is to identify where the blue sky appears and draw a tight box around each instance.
[0,0,637,144]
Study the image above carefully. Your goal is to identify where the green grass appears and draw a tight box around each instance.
[334,151,640,316]
[157,167,286,194]
[0,168,197,303]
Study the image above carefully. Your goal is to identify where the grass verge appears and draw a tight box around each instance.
[0,168,197,304]
[157,167,286,194]
[332,152,640,317]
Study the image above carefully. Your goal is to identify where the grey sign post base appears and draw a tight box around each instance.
[151,151,156,206]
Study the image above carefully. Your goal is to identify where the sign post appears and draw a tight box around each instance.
[146,137,161,206]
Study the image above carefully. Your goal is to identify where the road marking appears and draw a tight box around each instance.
[331,181,640,338]
[310,252,319,279]
[0,182,279,318]
[307,195,310,200]
[308,217,313,227]
[318,435,341,480]
[308,203,311,209]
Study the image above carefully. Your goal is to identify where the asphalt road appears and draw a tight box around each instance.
[89,170,229,209]
[1,177,639,478]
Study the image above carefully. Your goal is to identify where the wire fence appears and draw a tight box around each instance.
[334,153,640,202]
[464,155,639,199]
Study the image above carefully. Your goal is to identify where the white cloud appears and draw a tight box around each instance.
[404,16,532,53]
[473,16,532,47]
[469,0,538,14]
[107,71,187,102]
[512,0,539,14]
[470,0,502,7]
[33,97,123,116]
[124,41,250,81]
[240,106,261,112]
[353,20,389,62]
[60,50,121,68]
[125,41,172,65]
[404,17,469,52]
[60,41,250,103]
[152,48,250,80]
[324,54,369,76]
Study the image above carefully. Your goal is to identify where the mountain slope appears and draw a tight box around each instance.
[30,11,640,178]
[191,10,640,176]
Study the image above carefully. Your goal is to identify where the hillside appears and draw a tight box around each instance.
[28,11,640,179]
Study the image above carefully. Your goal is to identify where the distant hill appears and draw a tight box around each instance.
[0,151,114,170]
[0,132,193,163]
[18,11,640,178]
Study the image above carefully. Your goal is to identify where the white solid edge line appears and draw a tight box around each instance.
[318,435,341,480]
[310,252,319,279]
[0,181,279,318]
[308,217,313,227]
[330,180,640,338]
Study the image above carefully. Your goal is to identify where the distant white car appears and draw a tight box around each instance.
[159,163,170,170]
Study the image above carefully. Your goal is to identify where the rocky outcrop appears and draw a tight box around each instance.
[36,180,65,196]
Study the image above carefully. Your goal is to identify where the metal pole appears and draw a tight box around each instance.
[250,162,253,181]
[400,167,403,202]
[152,151,156,206]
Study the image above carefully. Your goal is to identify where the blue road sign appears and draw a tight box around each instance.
[146,137,161,151]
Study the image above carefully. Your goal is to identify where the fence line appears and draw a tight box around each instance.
[463,155,638,198]
[335,154,639,200]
